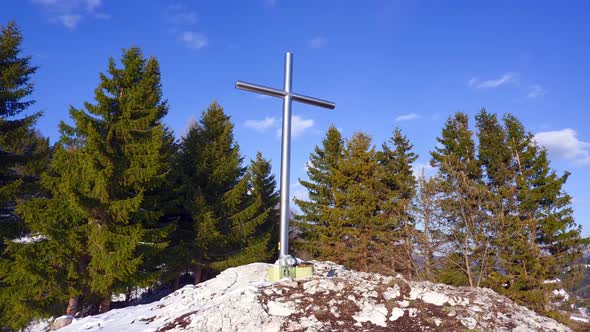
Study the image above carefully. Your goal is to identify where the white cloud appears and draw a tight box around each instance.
[166,4,198,25]
[32,0,105,29]
[246,115,313,138]
[534,128,590,166]
[290,115,315,137]
[179,31,207,49]
[56,14,81,29]
[309,36,326,49]
[244,117,276,132]
[528,84,546,98]
[275,116,315,138]
[469,73,515,89]
[395,113,421,122]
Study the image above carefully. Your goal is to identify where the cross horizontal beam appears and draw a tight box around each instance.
[236,80,335,110]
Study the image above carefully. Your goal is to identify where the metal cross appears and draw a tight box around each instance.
[236,52,335,265]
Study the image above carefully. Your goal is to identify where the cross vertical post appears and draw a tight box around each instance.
[236,52,335,274]
[279,52,293,260]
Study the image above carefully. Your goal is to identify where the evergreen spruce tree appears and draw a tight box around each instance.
[294,125,343,259]
[178,102,242,282]
[0,21,48,249]
[55,47,171,312]
[0,144,86,329]
[326,132,389,273]
[378,128,418,277]
[503,114,588,311]
[211,152,279,270]
[430,112,492,287]
[176,102,276,281]
[248,152,279,258]
[475,110,543,306]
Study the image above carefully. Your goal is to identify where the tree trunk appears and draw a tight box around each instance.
[423,214,432,281]
[65,296,80,316]
[464,238,474,287]
[193,265,203,284]
[99,297,111,313]
[173,276,180,290]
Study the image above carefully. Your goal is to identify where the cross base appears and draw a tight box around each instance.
[267,255,314,281]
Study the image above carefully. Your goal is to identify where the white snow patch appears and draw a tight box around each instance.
[553,288,570,301]
[353,303,388,327]
[383,284,400,300]
[389,307,404,321]
[571,315,589,323]
[11,234,48,244]
[421,291,449,306]
[267,301,293,316]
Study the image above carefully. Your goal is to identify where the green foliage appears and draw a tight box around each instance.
[378,128,419,277]
[428,110,588,313]
[294,125,343,259]
[324,132,390,273]
[57,47,171,301]
[430,112,492,287]
[174,103,278,277]
[0,21,48,249]
[1,47,174,326]
[0,198,86,330]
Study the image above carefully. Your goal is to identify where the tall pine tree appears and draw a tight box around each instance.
[175,102,278,281]
[503,114,588,311]
[57,47,171,312]
[294,125,343,259]
[248,152,279,259]
[0,21,49,249]
[378,128,418,277]
[431,112,492,287]
[326,132,390,273]
[475,110,543,306]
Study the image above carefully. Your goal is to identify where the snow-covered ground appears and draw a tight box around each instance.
[33,261,573,331]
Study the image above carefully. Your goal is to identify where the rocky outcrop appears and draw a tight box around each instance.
[52,261,571,331]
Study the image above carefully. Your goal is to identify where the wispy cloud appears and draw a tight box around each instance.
[244,117,276,132]
[534,128,590,166]
[167,3,206,50]
[178,31,207,49]
[309,36,326,49]
[56,14,81,29]
[469,73,516,89]
[245,115,314,138]
[395,113,421,122]
[166,4,198,25]
[528,84,546,98]
[265,0,277,8]
[290,115,315,137]
[274,115,315,138]
[32,0,106,29]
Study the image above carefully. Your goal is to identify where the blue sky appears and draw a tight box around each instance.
[3,0,590,235]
